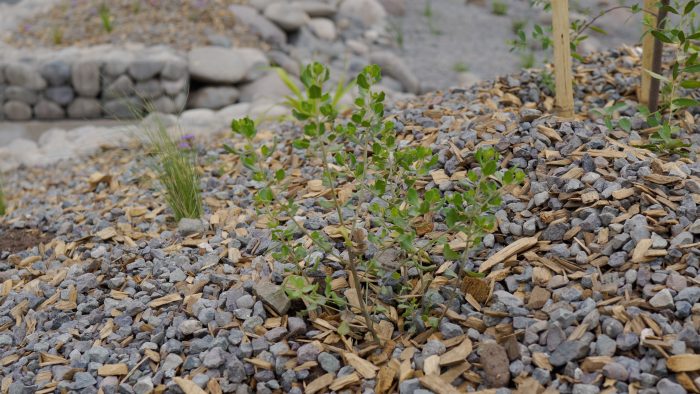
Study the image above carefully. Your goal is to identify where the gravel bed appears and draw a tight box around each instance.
[1,47,700,394]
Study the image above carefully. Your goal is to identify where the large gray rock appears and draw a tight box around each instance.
[369,51,420,93]
[67,98,101,119]
[264,2,310,31]
[188,46,269,84]
[379,0,405,15]
[45,86,75,105]
[6,86,38,104]
[72,60,101,97]
[103,60,129,77]
[34,100,65,119]
[338,0,386,27]
[230,5,287,45]
[39,60,72,86]
[292,1,338,17]
[152,96,178,114]
[3,100,32,120]
[161,58,188,80]
[188,87,239,110]
[134,80,163,100]
[162,78,188,95]
[308,18,337,40]
[239,71,298,102]
[103,75,135,100]
[104,97,143,118]
[5,63,47,90]
[128,59,164,81]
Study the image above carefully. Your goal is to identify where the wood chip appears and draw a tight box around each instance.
[148,293,182,308]
[305,373,335,394]
[343,352,379,379]
[667,354,700,372]
[479,237,538,273]
[173,377,207,394]
[419,374,462,394]
[97,364,128,376]
[376,359,400,394]
[440,337,473,366]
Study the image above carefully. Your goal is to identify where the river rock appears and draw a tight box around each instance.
[188,47,268,84]
[230,4,287,45]
[188,87,240,110]
[264,2,310,32]
[72,60,101,97]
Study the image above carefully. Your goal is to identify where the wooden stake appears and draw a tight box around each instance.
[639,0,657,105]
[551,0,574,118]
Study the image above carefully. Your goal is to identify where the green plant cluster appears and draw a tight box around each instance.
[228,63,524,341]
[145,124,203,221]
[513,0,698,156]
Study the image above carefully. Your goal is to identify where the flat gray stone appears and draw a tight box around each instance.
[72,60,101,97]
[188,46,268,84]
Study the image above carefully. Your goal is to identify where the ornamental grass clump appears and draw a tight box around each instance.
[227,62,524,342]
[145,123,202,221]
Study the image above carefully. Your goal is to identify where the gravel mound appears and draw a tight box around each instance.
[1,47,700,393]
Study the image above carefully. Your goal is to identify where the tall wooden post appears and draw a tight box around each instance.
[551,0,574,118]
[639,0,657,106]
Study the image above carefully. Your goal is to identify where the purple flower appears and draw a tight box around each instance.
[178,141,191,149]
[182,133,195,141]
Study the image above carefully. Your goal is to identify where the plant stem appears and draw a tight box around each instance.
[319,129,381,345]
[649,0,670,113]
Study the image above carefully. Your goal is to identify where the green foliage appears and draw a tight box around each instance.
[99,3,113,33]
[520,51,536,69]
[423,0,442,35]
[145,124,202,221]
[227,62,524,340]
[52,26,63,45]
[540,70,555,93]
[0,179,6,216]
[640,0,698,156]
[492,0,508,16]
[452,62,470,73]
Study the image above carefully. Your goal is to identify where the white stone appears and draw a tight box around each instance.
[238,71,299,102]
[264,2,310,32]
[308,18,337,41]
[338,0,386,28]
[649,288,674,309]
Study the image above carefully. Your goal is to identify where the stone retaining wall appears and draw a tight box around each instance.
[0,46,189,121]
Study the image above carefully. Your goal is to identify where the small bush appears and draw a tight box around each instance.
[145,122,202,221]
[227,62,524,341]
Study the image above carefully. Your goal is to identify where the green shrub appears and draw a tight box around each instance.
[145,122,202,221]
[227,63,524,342]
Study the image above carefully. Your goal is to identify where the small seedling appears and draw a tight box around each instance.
[51,26,63,45]
[492,0,508,16]
[0,180,6,216]
[452,62,470,73]
[520,51,536,69]
[99,3,113,33]
[423,0,442,35]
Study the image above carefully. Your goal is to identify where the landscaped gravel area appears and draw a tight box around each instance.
[1,44,700,394]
